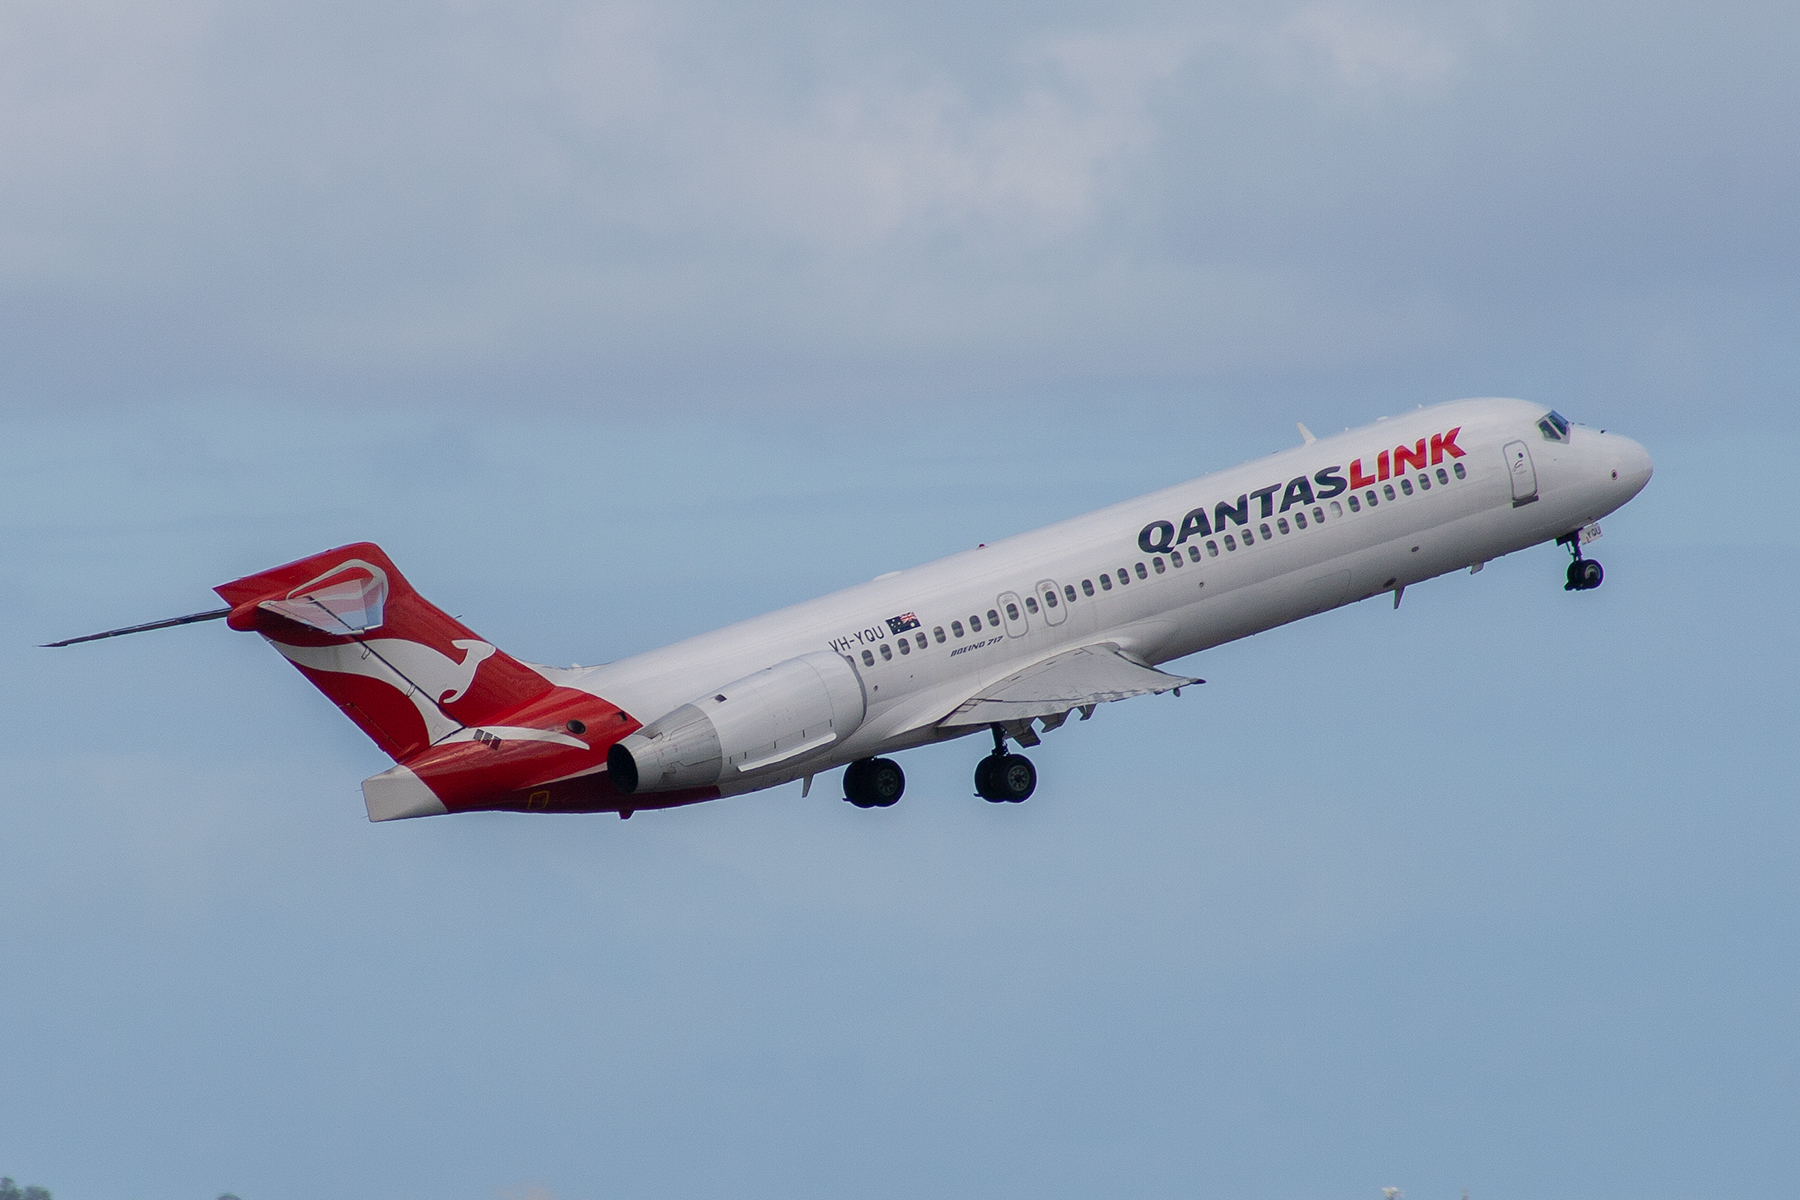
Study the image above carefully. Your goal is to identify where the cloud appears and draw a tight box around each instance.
[0,2,1486,273]
[539,8,1194,249]
[543,4,1486,248]
[1277,2,1466,94]
[0,0,1790,415]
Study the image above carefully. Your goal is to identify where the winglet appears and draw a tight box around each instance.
[1297,422,1317,445]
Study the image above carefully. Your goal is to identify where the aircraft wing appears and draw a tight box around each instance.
[940,643,1199,728]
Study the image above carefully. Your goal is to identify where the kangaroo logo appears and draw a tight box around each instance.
[369,637,496,703]
[272,637,500,744]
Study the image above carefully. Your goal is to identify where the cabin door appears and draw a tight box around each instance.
[1035,580,1068,626]
[1504,440,1539,506]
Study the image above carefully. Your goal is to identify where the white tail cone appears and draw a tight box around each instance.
[361,764,448,821]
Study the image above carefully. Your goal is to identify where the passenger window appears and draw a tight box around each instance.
[1153,557,1166,573]
[916,632,928,649]
[1242,527,1255,545]
[1044,589,1059,607]
[952,620,965,637]
[1259,523,1272,539]
[1065,585,1078,602]
[1418,473,1430,490]
[1188,546,1203,563]
[1223,534,1237,550]
[1293,512,1306,529]
[934,626,946,643]
[1366,490,1379,506]
[1383,484,1395,501]
[1024,596,1038,614]
[1277,517,1290,534]
[1399,478,1413,495]
[1117,569,1130,585]
[1082,579,1095,596]
[969,615,981,631]
[1348,494,1361,512]
[1135,562,1148,579]
[898,638,910,654]
[1330,501,1342,516]
[1169,552,1182,568]
[1005,602,1020,620]
[1099,574,1113,590]
[988,609,1001,625]
[1437,467,1449,484]
[880,642,893,660]
[1313,506,1325,522]
[862,649,875,666]
[1206,540,1219,556]
[1454,462,1466,479]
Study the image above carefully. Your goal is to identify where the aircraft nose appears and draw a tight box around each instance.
[1608,434,1653,496]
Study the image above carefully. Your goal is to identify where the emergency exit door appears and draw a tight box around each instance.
[996,591,1029,637]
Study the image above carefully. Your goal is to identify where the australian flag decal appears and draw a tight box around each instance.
[885,612,921,635]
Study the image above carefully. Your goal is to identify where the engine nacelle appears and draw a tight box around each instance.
[608,651,866,794]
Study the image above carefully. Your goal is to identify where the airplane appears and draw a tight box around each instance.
[46,397,1652,821]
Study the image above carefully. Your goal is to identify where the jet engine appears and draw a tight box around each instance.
[608,651,866,794]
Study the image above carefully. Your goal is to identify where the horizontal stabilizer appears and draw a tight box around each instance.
[941,643,1199,727]
[254,556,389,634]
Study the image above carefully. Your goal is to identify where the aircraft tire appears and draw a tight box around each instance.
[844,757,904,808]
[996,754,1036,802]
[1566,559,1604,591]
[866,758,904,806]
[976,753,1035,802]
[843,759,873,807]
[975,755,1003,802]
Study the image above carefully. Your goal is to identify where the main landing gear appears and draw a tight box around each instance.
[975,723,1037,803]
[1558,530,1604,591]
[843,757,905,808]
[842,725,1039,809]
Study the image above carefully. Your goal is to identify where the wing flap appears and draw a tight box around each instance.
[941,643,1199,727]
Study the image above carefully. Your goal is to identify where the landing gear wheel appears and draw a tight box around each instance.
[974,755,999,800]
[1565,558,1603,591]
[1559,530,1604,591]
[843,757,904,808]
[975,753,1036,803]
[974,723,1037,804]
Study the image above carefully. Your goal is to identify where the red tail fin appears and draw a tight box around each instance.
[215,543,553,761]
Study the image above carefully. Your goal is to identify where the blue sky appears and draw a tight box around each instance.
[2,3,1796,1199]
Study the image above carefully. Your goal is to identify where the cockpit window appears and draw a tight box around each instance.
[1539,410,1571,442]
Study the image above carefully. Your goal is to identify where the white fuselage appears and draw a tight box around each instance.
[562,398,1652,794]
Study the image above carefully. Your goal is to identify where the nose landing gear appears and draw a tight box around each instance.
[1558,530,1604,591]
[1566,558,1603,591]
[974,723,1037,803]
